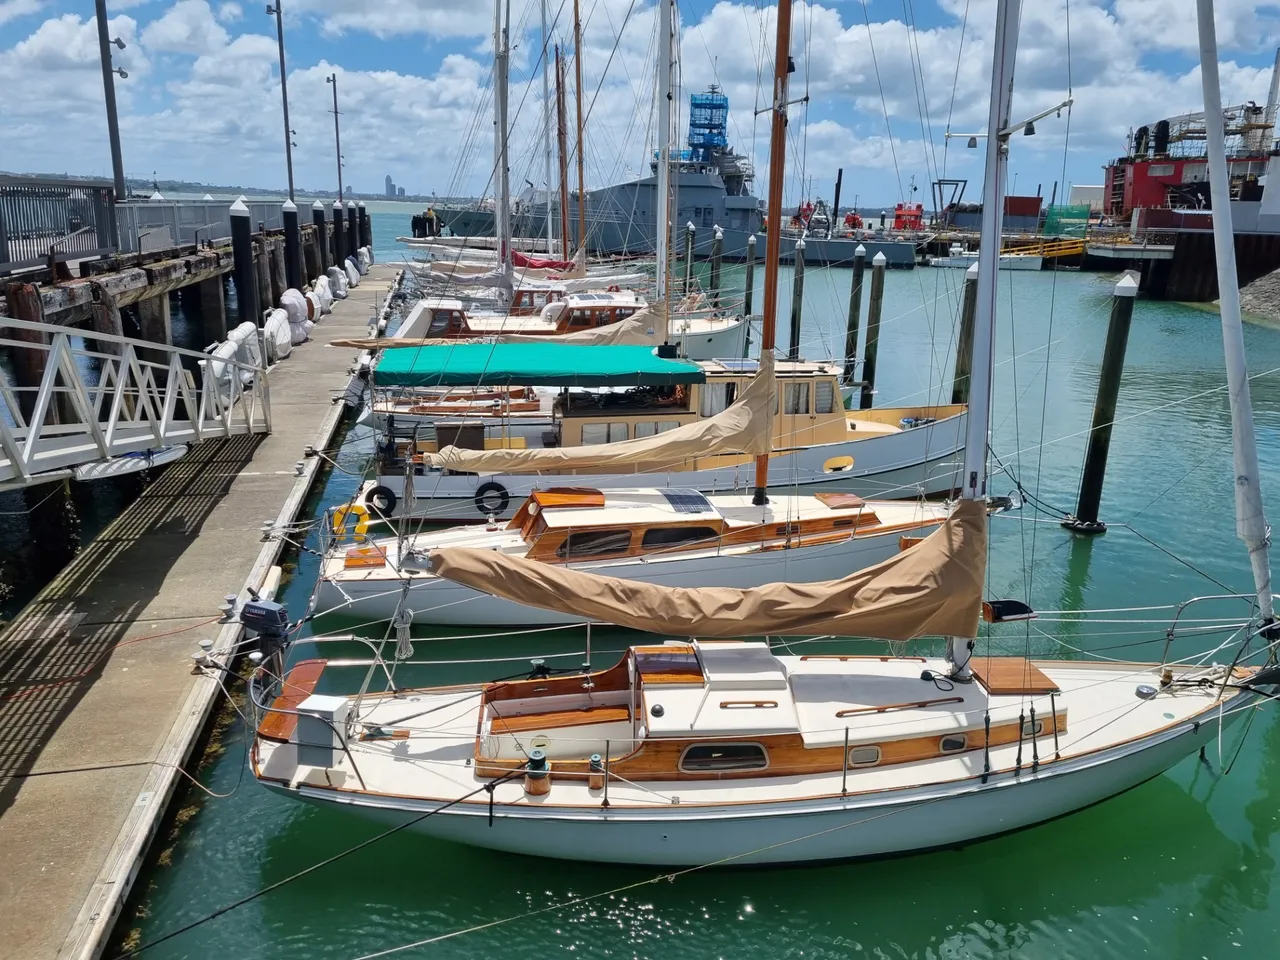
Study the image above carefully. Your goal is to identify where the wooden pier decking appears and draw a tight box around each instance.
[0,262,401,960]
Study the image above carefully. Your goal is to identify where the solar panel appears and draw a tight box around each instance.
[715,358,759,373]
[661,489,714,514]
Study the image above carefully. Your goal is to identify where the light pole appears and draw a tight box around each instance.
[94,0,128,201]
[1012,172,1019,196]
[327,73,343,200]
[266,3,295,201]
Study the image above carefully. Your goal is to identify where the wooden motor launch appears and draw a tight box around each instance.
[248,0,1280,866]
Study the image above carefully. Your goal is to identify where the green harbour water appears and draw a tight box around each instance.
[111,218,1280,958]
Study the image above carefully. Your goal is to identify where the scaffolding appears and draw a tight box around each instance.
[688,86,729,163]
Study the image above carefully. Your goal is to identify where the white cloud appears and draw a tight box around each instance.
[0,0,41,28]
[215,2,242,24]
[293,0,494,40]
[140,0,229,56]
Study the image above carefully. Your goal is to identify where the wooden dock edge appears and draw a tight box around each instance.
[57,267,405,960]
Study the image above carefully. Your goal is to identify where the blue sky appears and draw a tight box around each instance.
[2,1,1280,205]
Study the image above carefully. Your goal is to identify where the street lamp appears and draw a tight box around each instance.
[94,0,128,201]
[266,3,295,200]
[327,73,343,200]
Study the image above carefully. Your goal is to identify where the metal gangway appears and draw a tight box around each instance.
[0,316,270,489]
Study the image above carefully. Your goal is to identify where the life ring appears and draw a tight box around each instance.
[332,502,371,540]
[474,481,510,516]
[607,284,620,292]
[364,484,398,517]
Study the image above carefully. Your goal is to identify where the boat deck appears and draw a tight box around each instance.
[255,655,1246,812]
[0,264,402,960]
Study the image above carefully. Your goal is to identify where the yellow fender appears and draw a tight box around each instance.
[332,502,371,541]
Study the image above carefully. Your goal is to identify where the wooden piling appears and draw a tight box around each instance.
[858,251,886,410]
[230,199,260,326]
[283,200,303,290]
[842,243,866,382]
[950,262,980,405]
[1064,274,1139,533]
[4,282,55,424]
[88,282,124,357]
[268,239,286,306]
[346,201,359,259]
[135,292,172,365]
[332,200,345,266]
[358,201,371,251]
[788,237,805,361]
[255,236,271,316]
[313,200,329,273]
[194,276,226,343]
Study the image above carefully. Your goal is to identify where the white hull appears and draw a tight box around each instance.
[930,254,1043,271]
[312,513,936,625]
[670,314,748,360]
[264,696,1250,865]
[360,413,966,522]
[72,444,189,481]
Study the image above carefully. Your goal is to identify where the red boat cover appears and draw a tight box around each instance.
[512,250,576,269]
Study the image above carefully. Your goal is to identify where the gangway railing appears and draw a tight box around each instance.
[0,316,271,488]
[1001,237,1086,258]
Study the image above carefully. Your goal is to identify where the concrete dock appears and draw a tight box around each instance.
[0,262,401,960]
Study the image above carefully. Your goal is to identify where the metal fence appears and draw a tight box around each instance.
[116,200,287,252]
[0,175,118,276]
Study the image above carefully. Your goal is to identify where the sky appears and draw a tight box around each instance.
[3,0,1280,206]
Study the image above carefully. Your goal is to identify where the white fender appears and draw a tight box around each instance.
[357,247,371,273]
[304,291,320,321]
[313,274,334,313]
[263,308,293,362]
[344,258,360,287]
[227,321,261,383]
[208,339,240,398]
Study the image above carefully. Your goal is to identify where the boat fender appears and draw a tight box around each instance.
[474,481,510,516]
[364,484,398,517]
[332,502,371,541]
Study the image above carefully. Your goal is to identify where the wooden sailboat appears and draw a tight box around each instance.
[251,0,1277,863]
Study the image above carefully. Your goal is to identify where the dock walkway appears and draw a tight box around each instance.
[0,263,401,960]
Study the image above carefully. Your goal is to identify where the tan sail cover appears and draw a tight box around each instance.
[427,497,986,640]
[424,349,774,474]
[330,301,668,352]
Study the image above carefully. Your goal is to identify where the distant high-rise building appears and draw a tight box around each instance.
[397,186,406,197]
[385,174,395,198]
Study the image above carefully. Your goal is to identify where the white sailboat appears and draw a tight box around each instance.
[251,0,1278,865]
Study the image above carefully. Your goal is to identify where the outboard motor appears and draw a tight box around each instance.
[241,598,290,662]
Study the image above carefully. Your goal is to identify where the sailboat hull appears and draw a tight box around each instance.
[360,412,966,523]
[262,697,1250,866]
[312,517,937,625]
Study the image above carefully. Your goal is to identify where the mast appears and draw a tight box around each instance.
[541,0,554,254]
[961,0,1020,505]
[751,0,795,505]
[655,0,674,302]
[555,47,572,258]
[1196,0,1275,627]
[573,0,587,252]
[494,0,513,284]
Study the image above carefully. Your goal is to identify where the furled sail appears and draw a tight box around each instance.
[428,497,986,640]
[424,348,774,474]
[330,301,669,351]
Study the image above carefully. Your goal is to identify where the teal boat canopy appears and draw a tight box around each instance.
[373,343,706,388]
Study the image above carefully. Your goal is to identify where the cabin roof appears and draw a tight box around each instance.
[698,357,842,378]
[538,488,721,529]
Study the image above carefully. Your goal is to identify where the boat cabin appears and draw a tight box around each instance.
[472,639,1069,781]
[411,291,646,339]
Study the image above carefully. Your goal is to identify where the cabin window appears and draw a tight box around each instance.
[581,422,628,444]
[679,742,769,773]
[616,307,636,321]
[784,382,810,415]
[568,309,594,328]
[699,382,738,417]
[641,526,719,550]
[939,734,968,754]
[847,745,882,767]
[633,420,681,438]
[815,379,836,414]
[428,310,451,334]
[1022,719,1045,737]
[555,528,632,559]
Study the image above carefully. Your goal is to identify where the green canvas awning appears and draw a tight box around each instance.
[373,343,705,388]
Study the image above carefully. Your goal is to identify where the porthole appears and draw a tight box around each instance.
[939,734,968,754]
[679,742,769,773]
[1022,719,1045,737]
[847,745,882,768]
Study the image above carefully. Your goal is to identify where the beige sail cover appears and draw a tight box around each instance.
[424,349,774,474]
[330,301,668,351]
[427,497,987,640]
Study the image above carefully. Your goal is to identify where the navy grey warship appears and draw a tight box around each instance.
[432,87,916,268]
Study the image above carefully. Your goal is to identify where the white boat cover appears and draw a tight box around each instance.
[304,291,321,320]
[357,247,372,273]
[344,258,361,287]
[427,497,986,641]
[424,345,771,474]
[326,266,349,298]
[262,308,293,362]
[280,288,308,326]
[312,276,334,313]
